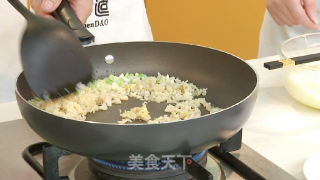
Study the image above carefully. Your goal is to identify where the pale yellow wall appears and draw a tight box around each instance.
[146,0,266,60]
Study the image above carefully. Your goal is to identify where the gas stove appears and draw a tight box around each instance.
[0,119,296,180]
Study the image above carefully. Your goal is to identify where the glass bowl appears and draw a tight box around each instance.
[281,33,320,109]
[280,33,320,58]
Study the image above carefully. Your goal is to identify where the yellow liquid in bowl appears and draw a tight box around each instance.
[284,62,320,109]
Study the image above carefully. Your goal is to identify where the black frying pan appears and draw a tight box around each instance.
[16,41,258,160]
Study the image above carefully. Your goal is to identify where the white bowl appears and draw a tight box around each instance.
[281,33,320,109]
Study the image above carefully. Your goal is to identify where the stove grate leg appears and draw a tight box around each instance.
[22,142,70,180]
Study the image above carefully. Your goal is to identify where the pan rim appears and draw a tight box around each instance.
[15,41,258,126]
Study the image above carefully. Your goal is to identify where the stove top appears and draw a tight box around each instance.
[0,119,296,180]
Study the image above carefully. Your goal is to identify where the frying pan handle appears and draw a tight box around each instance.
[22,142,70,179]
[52,0,94,45]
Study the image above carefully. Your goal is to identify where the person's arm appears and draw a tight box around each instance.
[30,0,92,23]
[267,0,320,30]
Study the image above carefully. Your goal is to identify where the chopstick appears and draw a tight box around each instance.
[264,53,320,70]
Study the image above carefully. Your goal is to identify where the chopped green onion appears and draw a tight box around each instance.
[105,79,113,84]
[108,74,115,81]
[139,73,146,79]
[115,78,124,86]
[34,97,41,101]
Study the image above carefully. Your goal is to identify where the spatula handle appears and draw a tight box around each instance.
[7,0,35,20]
[52,0,94,45]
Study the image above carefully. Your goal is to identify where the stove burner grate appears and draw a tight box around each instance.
[23,130,267,180]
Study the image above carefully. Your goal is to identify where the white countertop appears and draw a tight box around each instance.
[1,55,319,179]
[244,56,320,180]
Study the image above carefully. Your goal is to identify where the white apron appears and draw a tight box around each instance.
[259,2,320,58]
[0,0,153,102]
[85,0,153,45]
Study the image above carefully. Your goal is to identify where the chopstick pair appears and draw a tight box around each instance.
[264,53,320,70]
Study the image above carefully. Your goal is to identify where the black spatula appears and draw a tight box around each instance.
[8,0,93,99]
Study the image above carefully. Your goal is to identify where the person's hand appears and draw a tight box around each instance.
[267,0,320,30]
[30,0,92,23]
